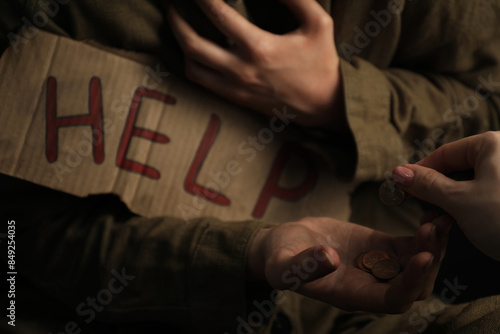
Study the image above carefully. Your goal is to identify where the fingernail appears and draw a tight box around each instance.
[429,224,436,243]
[323,251,335,268]
[428,225,436,245]
[423,256,434,274]
[391,166,415,187]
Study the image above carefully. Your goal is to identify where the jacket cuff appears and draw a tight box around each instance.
[188,218,275,331]
[340,57,406,182]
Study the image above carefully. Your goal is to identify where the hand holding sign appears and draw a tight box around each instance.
[167,0,346,129]
[248,216,450,313]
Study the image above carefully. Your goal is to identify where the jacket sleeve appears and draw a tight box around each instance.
[2,174,274,332]
[338,0,500,182]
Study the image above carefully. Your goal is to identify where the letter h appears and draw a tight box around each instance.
[45,76,104,163]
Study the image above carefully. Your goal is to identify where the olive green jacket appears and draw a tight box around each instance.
[0,1,499,333]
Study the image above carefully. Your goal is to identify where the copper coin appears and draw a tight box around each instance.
[371,258,401,280]
[379,180,406,206]
[355,252,371,272]
[362,250,390,270]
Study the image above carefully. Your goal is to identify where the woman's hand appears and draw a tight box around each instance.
[166,0,345,129]
[391,131,500,261]
[248,216,449,314]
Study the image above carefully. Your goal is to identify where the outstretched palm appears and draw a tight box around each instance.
[253,217,448,313]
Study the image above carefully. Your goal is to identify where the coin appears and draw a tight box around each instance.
[354,250,401,280]
[355,252,370,272]
[379,180,406,206]
[362,250,390,270]
[371,258,401,280]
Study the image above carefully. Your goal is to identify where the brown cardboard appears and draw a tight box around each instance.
[0,30,355,223]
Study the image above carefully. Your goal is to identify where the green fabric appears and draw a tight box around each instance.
[1,1,500,333]
[0,174,275,332]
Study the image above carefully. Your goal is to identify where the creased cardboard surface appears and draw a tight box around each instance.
[0,30,355,223]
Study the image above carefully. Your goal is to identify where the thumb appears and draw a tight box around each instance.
[269,246,339,290]
[392,165,461,213]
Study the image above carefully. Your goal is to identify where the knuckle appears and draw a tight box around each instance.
[445,182,464,198]
[182,38,201,58]
[315,13,334,31]
[248,40,274,65]
[232,88,251,102]
[296,217,318,227]
[208,3,226,23]
[234,66,257,85]
[481,131,500,149]
[420,170,439,193]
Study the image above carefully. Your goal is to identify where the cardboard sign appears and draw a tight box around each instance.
[0,30,355,223]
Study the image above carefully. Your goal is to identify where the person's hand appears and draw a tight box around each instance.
[248,216,450,313]
[166,0,345,129]
[391,131,500,261]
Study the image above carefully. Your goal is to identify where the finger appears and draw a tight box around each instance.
[183,59,247,102]
[415,216,451,258]
[195,0,266,47]
[420,211,440,226]
[474,131,500,177]
[184,59,276,112]
[385,251,435,311]
[388,223,443,307]
[167,5,238,72]
[281,0,332,31]
[184,58,224,84]
[321,252,435,314]
[428,215,452,265]
[431,215,454,239]
[392,164,467,214]
[416,222,446,258]
[330,226,446,314]
[270,246,339,290]
[414,134,482,173]
[416,223,435,252]
[414,222,448,299]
